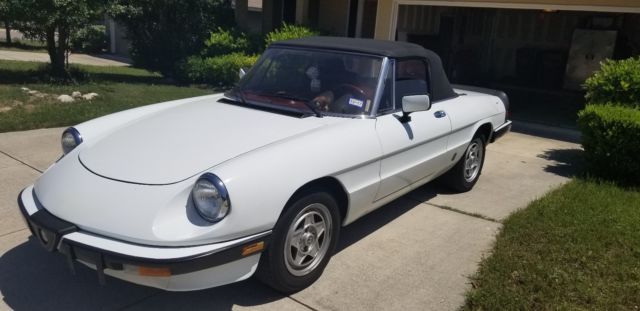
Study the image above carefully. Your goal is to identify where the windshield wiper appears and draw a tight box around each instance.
[304,101,323,118]
[224,83,249,107]
[229,90,322,118]
[273,91,322,118]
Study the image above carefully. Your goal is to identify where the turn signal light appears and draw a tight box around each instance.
[241,241,265,256]
[138,266,171,277]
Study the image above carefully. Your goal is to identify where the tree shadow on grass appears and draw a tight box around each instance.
[0,41,47,51]
[0,67,47,84]
[0,65,172,86]
[81,72,170,85]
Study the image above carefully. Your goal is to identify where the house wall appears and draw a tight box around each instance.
[245,11,263,34]
[374,0,640,39]
[622,14,640,53]
[318,0,350,35]
[360,0,379,38]
[114,22,131,56]
[106,18,131,57]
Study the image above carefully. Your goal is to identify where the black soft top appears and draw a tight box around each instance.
[271,36,456,101]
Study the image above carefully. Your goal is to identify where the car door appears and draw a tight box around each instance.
[374,59,452,201]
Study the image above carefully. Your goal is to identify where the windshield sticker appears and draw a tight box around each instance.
[306,67,321,92]
[348,98,364,108]
[310,79,321,92]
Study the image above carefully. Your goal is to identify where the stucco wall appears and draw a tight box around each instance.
[374,0,640,39]
[318,0,350,35]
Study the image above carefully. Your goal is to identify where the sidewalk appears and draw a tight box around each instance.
[0,49,131,67]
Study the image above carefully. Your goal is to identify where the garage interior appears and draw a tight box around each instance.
[395,5,640,128]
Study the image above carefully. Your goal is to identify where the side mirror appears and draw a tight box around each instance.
[399,94,431,122]
[238,67,249,79]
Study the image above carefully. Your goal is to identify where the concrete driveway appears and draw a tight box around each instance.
[0,126,581,310]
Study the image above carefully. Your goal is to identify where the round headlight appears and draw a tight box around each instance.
[61,127,82,155]
[191,173,230,223]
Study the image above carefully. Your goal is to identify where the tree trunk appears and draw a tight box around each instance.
[4,21,11,44]
[46,27,65,78]
[57,26,69,70]
[46,27,57,63]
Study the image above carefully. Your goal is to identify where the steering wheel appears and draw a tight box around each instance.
[333,83,366,98]
[330,83,368,114]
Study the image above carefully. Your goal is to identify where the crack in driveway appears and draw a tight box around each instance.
[423,202,501,224]
[0,150,43,173]
[405,195,502,224]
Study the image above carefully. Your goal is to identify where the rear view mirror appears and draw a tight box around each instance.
[400,95,431,122]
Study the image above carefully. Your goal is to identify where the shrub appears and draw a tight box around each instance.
[584,57,640,108]
[202,28,251,57]
[71,25,108,54]
[111,0,235,76]
[175,56,207,83]
[175,53,258,86]
[264,23,317,47]
[577,104,640,185]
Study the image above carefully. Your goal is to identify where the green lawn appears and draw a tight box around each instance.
[464,179,640,310]
[0,60,214,132]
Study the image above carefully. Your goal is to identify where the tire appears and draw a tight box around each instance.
[256,189,341,294]
[442,135,486,192]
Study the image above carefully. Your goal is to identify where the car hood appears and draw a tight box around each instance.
[79,98,329,185]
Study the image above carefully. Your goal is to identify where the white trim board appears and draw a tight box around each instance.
[396,0,640,13]
[388,0,640,39]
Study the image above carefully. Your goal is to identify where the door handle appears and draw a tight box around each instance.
[434,110,447,118]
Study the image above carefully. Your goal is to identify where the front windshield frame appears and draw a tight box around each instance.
[371,57,390,117]
[228,47,389,119]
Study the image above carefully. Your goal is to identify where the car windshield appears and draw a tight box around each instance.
[230,48,384,117]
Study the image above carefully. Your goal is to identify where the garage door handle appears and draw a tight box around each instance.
[434,111,447,118]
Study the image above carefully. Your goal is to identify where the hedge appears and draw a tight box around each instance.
[175,53,258,86]
[202,28,251,57]
[577,104,640,185]
[264,23,318,47]
[175,24,317,86]
[584,58,640,108]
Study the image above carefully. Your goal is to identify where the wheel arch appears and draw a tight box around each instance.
[475,122,493,143]
[281,177,349,225]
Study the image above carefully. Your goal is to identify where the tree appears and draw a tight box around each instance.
[0,0,18,43]
[110,0,234,76]
[12,0,106,77]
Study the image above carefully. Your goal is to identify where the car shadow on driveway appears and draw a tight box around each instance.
[1,190,440,310]
[336,188,438,252]
[0,237,284,311]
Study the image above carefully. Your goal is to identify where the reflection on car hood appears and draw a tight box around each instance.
[79,98,330,185]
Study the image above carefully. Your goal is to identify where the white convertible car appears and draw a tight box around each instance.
[18,37,511,293]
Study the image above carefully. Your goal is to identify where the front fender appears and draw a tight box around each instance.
[211,118,382,234]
